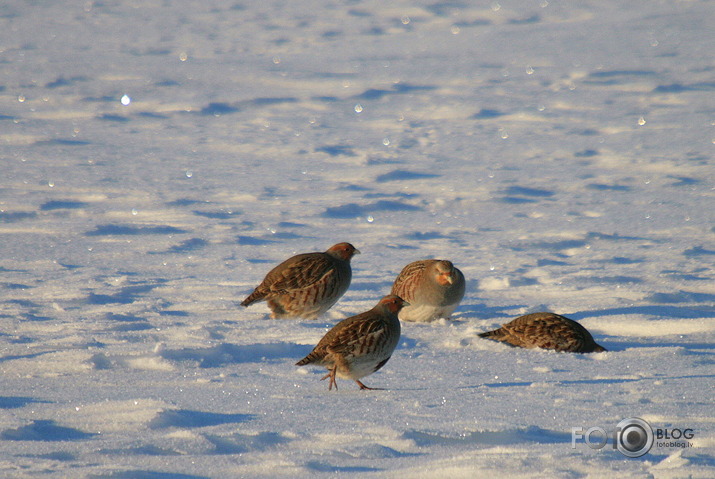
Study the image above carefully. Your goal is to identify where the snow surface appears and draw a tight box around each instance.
[1,0,714,477]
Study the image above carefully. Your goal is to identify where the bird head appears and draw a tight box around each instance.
[327,242,360,261]
[434,260,456,286]
[379,295,409,314]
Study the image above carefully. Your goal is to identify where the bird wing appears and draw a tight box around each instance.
[504,315,572,350]
[391,261,428,298]
[324,313,387,357]
[265,254,335,294]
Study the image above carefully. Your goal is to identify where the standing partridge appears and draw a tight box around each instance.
[241,242,359,319]
[295,295,407,390]
[478,312,607,353]
[390,259,465,322]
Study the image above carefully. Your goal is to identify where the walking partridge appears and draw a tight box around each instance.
[390,259,465,322]
[241,242,359,319]
[295,295,407,391]
[478,312,607,353]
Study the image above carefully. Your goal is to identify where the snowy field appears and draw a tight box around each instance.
[1,0,714,477]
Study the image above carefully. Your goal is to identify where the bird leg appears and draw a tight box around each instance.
[320,366,338,391]
[355,380,372,390]
[355,380,385,391]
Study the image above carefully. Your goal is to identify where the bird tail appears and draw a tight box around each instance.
[240,289,265,307]
[477,329,501,339]
[295,350,320,366]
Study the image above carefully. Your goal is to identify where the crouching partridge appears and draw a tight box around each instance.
[390,259,465,322]
[241,242,359,319]
[296,295,407,391]
[478,312,607,353]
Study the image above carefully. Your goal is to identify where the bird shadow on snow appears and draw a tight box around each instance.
[603,340,715,355]
[160,342,307,367]
[86,281,167,305]
[571,304,715,321]
[476,373,715,390]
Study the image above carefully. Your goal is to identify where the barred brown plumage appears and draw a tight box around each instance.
[478,312,607,353]
[241,242,359,319]
[296,295,407,391]
[390,259,465,322]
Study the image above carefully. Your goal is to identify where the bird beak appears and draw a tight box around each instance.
[354,248,361,255]
[444,273,454,285]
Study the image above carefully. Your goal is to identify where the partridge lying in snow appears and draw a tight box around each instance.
[390,259,465,322]
[296,295,407,390]
[478,312,607,353]
[241,242,359,320]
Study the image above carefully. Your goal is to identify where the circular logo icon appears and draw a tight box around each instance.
[616,417,654,458]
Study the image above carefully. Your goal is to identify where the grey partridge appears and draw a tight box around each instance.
[241,242,359,319]
[390,259,465,322]
[478,312,607,353]
[295,295,407,390]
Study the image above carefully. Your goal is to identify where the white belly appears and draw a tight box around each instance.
[398,302,458,322]
[337,354,389,380]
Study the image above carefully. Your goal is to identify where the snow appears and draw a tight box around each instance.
[1,0,714,477]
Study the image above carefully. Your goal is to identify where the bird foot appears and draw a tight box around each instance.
[320,369,338,391]
[356,380,384,391]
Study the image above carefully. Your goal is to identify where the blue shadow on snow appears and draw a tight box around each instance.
[160,342,307,367]
[1,420,95,441]
[148,409,255,429]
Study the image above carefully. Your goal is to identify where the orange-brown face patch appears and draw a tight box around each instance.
[436,271,454,286]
